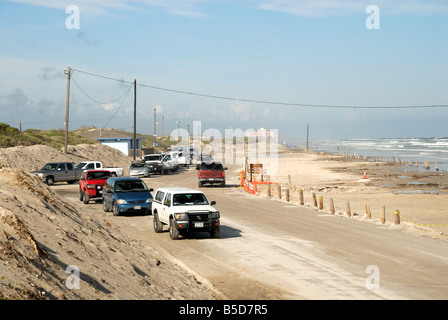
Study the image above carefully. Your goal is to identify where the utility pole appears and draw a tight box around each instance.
[15,120,24,131]
[161,115,165,138]
[153,106,157,136]
[306,123,309,151]
[64,66,71,154]
[133,79,137,160]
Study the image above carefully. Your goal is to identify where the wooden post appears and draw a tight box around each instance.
[381,206,386,224]
[365,204,371,219]
[346,201,351,217]
[285,188,290,202]
[288,174,291,185]
[330,198,335,214]
[312,192,317,207]
[394,210,400,225]
[318,196,323,210]
[267,184,271,198]
[425,161,430,171]
[435,162,439,171]
[277,184,281,200]
[299,189,304,205]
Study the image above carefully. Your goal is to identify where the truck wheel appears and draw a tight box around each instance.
[169,218,179,240]
[79,190,83,201]
[210,227,220,238]
[153,213,163,233]
[113,204,120,216]
[111,172,117,177]
[67,180,76,184]
[198,181,203,188]
[83,192,89,204]
[103,200,110,212]
[45,176,54,186]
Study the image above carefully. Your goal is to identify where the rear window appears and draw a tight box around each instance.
[199,163,223,171]
[154,191,165,202]
[87,171,110,180]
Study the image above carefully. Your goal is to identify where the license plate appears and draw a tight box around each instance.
[194,222,204,228]
[134,206,141,210]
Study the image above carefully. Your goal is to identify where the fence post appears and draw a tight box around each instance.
[267,184,271,198]
[312,192,317,207]
[277,184,281,200]
[299,189,304,205]
[381,206,385,224]
[346,201,351,217]
[394,209,400,225]
[365,204,371,219]
[318,196,323,210]
[285,188,290,202]
[330,198,335,214]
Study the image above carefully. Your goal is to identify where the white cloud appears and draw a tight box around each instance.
[6,0,209,17]
[256,0,448,17]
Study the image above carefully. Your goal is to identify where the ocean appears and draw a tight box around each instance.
[284,137,448,172]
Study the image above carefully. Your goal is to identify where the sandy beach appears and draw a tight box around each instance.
[246,148,448,239]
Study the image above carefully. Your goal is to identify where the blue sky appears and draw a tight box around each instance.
[0,0,447,143]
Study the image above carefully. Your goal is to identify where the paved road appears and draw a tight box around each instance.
[55,165,448,300]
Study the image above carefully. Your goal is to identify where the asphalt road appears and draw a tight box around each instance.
[54,165,448,300]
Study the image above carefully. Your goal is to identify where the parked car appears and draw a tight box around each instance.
[102,177,154,216]
[161,153,179,172]
[129,161,150,177]
[142,154,164,175]
[172,150,191,167]
[195,154,214,169]
[197,162,227,187]
[75,161,123,177]
[79,170,111,204]
[152,187,220,240]
[31,162,83,185]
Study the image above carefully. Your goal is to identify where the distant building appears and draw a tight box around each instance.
[77,128,146,157]
[245,128,274,138]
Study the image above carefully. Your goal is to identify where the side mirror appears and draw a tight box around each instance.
[210,200,216,205]
[149,188,154,192]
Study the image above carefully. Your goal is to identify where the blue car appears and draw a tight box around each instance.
[102,177,154,216]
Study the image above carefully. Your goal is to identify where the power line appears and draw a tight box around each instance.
[71,67,448,109]
[71,75,134,105]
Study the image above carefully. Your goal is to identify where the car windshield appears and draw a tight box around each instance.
[200,163,223,170]
[75,162,87,169]
[114,180,148,193]
[87,171,110,180]
[130,162,145,168]
[144,155,160,161]
[173,193,209,206]
[41,163,58,171]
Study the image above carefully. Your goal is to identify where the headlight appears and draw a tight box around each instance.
[37,173,44,178]
[116,199,128,204]
[145,198,153,203]
[211,211,220,219]
[175,213,188,220]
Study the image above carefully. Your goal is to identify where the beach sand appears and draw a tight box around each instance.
[246,149,448,239]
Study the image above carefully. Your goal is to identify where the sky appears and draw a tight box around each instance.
[0,0,447,144]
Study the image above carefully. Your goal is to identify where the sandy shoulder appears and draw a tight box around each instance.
[249,150,448,238]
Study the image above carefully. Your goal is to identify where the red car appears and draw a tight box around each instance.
[79,170,111,204]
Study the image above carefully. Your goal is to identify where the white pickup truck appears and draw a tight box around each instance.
[75,161,124,177]
[152,187,220,240]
